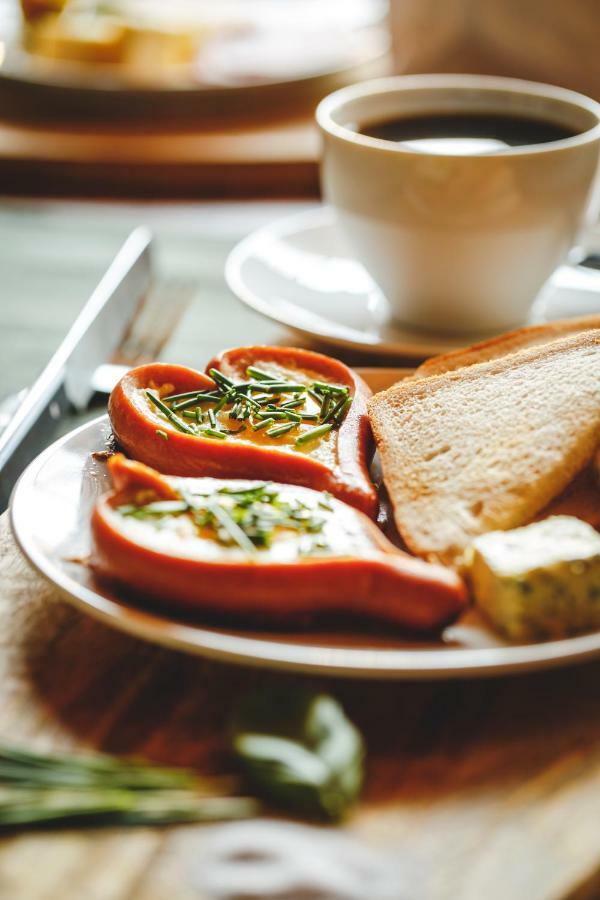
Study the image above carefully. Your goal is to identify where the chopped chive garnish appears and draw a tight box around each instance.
[208,368,236,390]
[295,423,333,446]
[320,395,332,422]
[207,500,257,554]
[213,389,233,414]
[155,429,168,440]
[252,417,275,431]
[118,500,189,517]
[242,395,261,411]
[265,422,295,438]
[333,395,352,425]
[164,390,220,404]
[118,482,330,554]
[172,395,217,412]
[279,399,305,410]
[146,391,196,435]
[262,383,306,393]
[322,393,352,425]
[255,410,293,421]
[312,381,349,395]
[246,366,279,381]
[202,428,227,440]
[158,367,351,447]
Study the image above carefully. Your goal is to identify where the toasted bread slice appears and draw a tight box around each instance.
[368,331,600,568]
[415,314,600,378]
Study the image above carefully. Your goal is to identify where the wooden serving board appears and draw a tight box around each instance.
[2,510,600,900]
[0,112,321,198]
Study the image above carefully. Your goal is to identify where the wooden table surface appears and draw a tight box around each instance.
[1,199,600,899]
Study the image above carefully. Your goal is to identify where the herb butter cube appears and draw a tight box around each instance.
[469,516,600,641]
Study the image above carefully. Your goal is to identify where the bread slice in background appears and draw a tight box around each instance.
[415,314,600,378]
[368,331,600,569]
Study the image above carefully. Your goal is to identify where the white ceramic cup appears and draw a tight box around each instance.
[317,74,600,334]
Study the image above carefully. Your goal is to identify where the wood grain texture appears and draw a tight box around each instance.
[1,511,600,899]
[0,114,321,199]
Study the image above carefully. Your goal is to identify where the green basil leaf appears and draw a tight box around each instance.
[232,688,364,821]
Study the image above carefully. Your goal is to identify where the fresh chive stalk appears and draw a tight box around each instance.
[0,746,258,829]
[164,390,220,404]
[265,423,295,438]
[208,368,236,390]
[203,428,226,440]
[246,366,279,381]
[279,399,305,410]
[320,395,332,422]
[208,500,257,554]
[255,411,293,421]
[252,417,275,431]
[146,391,196,435]
[172,394,220,412]
[333,396,352,425]
[262,383,306,393]
[312,381,349,396]
[295,424,333,446]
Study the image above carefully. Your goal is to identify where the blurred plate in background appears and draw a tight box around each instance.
[0,0,390,119]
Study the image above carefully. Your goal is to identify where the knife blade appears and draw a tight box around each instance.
[0,226,152,511]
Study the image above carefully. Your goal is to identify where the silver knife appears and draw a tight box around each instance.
[0,226,153,510]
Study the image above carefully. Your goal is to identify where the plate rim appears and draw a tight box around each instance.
[9,413,600,680]
[2,34,389,98]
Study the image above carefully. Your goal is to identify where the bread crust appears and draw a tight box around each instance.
[415,314,600,378]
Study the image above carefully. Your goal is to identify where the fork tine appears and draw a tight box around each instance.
[112,279,196,366]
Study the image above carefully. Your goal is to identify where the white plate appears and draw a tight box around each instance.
[226,207,600,358]
[10,376,600,680]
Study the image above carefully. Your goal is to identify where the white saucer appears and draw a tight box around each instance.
[226,207,600,358]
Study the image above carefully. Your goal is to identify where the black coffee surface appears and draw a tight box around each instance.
[360,112,576,152]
